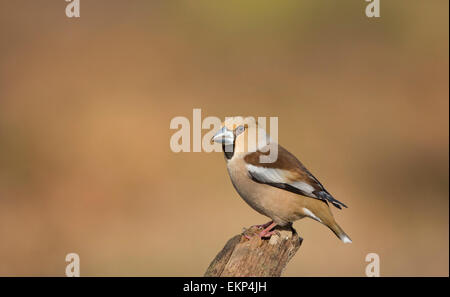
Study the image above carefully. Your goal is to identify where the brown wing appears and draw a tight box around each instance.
[244,144,347,209]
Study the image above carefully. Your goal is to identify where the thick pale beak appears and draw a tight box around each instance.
[211,127,234,145]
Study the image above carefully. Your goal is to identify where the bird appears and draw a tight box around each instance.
[211,117,352,243]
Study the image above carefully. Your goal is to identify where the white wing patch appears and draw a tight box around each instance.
[246,164,316,196]
[291,182,316,196]
[246,164,286,183]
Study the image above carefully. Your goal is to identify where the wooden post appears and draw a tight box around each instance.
[204,225,302,277]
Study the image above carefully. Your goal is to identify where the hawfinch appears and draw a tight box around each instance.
[212,117,352,243]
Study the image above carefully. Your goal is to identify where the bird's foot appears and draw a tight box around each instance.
[251,220,274,230]
[258,222,278,238]
[258,230,277,238]
[243,222,278,240]
[243,234,254,240]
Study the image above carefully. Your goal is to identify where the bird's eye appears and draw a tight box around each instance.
[236,125,245,135]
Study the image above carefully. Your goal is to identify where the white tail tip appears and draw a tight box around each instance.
[342,235,352,244]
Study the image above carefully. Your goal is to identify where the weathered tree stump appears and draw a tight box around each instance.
[205,225,302,277]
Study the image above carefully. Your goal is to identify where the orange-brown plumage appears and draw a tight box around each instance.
[212,117,351,243]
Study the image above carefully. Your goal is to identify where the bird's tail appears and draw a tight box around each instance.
[327,221,352,243]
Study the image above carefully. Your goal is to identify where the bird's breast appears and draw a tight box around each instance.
[226,158,268,214]
[225,157,311,225]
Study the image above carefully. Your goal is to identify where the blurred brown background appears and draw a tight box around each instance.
[0,1,448,276]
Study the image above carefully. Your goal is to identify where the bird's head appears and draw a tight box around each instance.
[211,117,271,157]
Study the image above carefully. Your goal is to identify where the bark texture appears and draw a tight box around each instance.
[204,225,302,277]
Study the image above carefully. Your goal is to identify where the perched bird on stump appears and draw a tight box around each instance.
[212,117,352,243]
